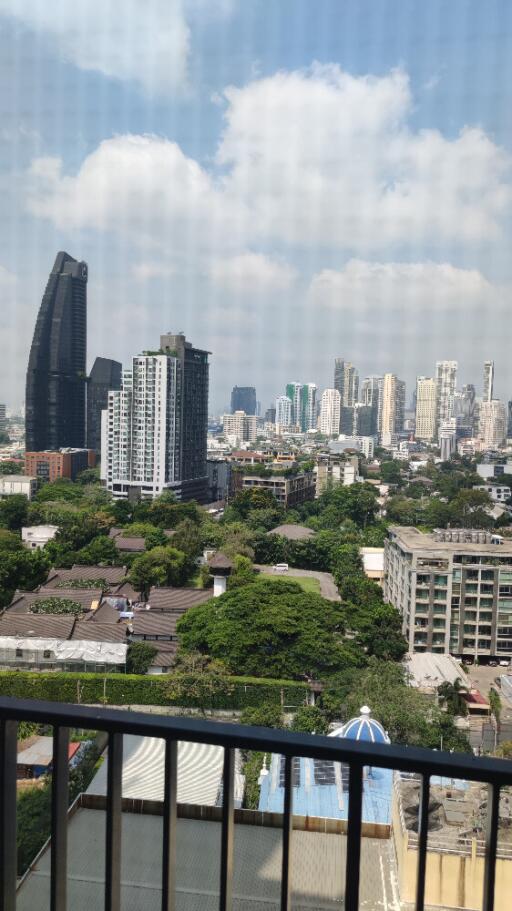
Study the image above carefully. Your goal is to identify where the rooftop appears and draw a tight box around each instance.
[268,524,315,540]
[147,587,213,611]
[7,588,102,614]
[405,652,470,691]
[388,526,512,555]
[44,565,127,587]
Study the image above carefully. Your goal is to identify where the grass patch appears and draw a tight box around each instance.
[259,573,321,594]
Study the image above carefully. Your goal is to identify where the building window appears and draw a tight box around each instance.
[15,648,22,658]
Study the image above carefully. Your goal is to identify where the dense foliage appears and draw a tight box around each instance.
[126,642,157,674]
[29,596,83,615]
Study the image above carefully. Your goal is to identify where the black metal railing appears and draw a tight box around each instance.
[1,696,512,911]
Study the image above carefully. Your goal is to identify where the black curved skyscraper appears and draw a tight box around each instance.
[25,252,88,451]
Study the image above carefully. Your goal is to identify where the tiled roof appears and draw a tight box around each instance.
[114,536,145,552]
[147,587,212,611]
[268,524,315,540]
[150,643,178,667]
[8,589,102,614]
[71,622,128,643]
[84,602,123,624]
[0,613,76,639]
[44,565,127,587]
[132,613,183,638]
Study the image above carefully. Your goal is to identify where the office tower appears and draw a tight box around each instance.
[300,383,317,432]
[26,251,88,451]
[478,399,507,448]
[361,376,383,435]
[102,334,209,501]
[275,395,292,428]
[334,359,359,407]
[285,382,302,426]
[415,377,437,442]
[0,403,6,435]
[352,403,373,436]
[222,411,257,443]
[265,406,276,424]
[87,357,122,458]
[454,384,476,438]
[230,386,256,416]
[508,402,512,439]
[483,361,494,403]
[439,420,457,461]
[340,406,355,435]
[318,389,341,436]
[380,374,406,445]
[435,360,457,437]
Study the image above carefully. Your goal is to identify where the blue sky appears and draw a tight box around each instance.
[1,0,512,412]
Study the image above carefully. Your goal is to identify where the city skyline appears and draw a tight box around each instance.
[2,2,512,412]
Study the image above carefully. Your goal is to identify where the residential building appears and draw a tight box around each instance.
[300,383,317,432]
[102,333,209,502]
[0,403,6,435]
[439,419,457,461]
[242,471,316,508]
[0,475,38,500]
[222,411,257,444]
[285,382,302,426]
[384,525,512,659]
[265,406,276,424]
[380,373,406,445]
[483,360,494,403]
[352,403,373,436]
[25,448,95,483]
[360,547,385,585]
[508,401,512,439]
[331,436,375,459]
[435,360,457,437]
[334,359,359,407]
[478,399,507,448]
[22,525,58,549]
[454,384,476,437]
[316,454,360,494]
[475,485,511,503]
[318,388,341,436]
[275,395,292,428]
[26,252,88,451]
[477,461,512,481]
[230,386,256,415]
[414,377,437,441]
[360,375,383,435]
[86,357,122,458]
[206,459,230,502]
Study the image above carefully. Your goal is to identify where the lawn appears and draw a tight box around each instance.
[259,573,321,594]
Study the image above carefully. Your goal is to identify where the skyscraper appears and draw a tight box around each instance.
[230,386,256,415]
[380,373,406,444]
[300,383,317,431]
[26,252,88,451]
[0,403,6,437]
[334,359,359,407]
[275,395,292,428]
[87,357,122,458]
[102,333,209,501]
[435,360,457,438]
[415,377,437,442]
[318,389,341,436]
[454,384,476,437]
[361,375,383,435]
[478,399,507,449]
[285,382,302,426]
[483,361,494,403]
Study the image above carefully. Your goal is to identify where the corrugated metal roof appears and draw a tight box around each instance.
[7,588,101,614]
[147,587,212,611]
[132,613,182,637]
[44,565,127,586]
[0,637,127,663]
[72,622,127,643]
[0,614,76,639]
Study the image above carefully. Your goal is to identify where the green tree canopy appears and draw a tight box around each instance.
[126,642,157,674]
[129,546,188,598]
[0,494,29,531]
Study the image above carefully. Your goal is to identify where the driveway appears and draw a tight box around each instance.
[254,565,341,601]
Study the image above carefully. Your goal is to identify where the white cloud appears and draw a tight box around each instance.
[309,259,496,312]
[0,0,191,95]
[0,265,17,289]
[209,253,297,293]
[24,65,512,259]
[132,262,176,282]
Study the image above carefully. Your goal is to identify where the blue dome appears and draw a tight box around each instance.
[330,706,390,745]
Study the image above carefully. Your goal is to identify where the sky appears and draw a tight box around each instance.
[1,0,512,414]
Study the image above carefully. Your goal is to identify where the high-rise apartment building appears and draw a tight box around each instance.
[483,360,494,403]
[414,377,437,441]
[380,374,406,445]
[230,386,256,415]
[318,389,341,436]
[334,359,359,407]
[26,252,88,451]
[222,411,257,443]
[360,376,383,435]
[87,357,122,458]
[435,360,457,437]
[439,419,457,461]
[508,401,512,439]
[300,383,317,432]
[454,384,476,437]
[265,406,276,424]
[0,403,6,436]
[285,383,302,426]
[478,399,507,449]
[102,334,209,502]
[275,396,292,428]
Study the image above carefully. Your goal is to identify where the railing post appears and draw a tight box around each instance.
[50,726,70,911]
[219,747,234,911]
[0,720,17,911]
[105,732,123,911]
[345,763,363,911]
[483,783,500,911]
[162,739,177,911]
[280,754,293,911]
[415,775,430,911]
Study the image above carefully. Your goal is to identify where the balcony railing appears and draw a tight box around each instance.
[1,696,512,911]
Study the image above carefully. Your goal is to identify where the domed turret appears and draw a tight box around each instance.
[329,706,390,745]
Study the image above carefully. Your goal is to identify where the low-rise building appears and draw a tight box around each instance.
[360,547,385,585]
[25,448,95,482]
[22,525,59,549]
[0,475,38,500]
[475,485,511,503]
[385,526,512,659]
[241,471,316,508]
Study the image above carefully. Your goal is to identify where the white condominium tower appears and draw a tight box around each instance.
[435,360,457,436]
[300,383,317,432]
[478,399,507,448]
[380,373,406,445]
[319,388,341,436]
[415,377,437,442]
[334,359,359,407]
[275,395,292,428]
[483,360,494,403]
[101,333,209,501]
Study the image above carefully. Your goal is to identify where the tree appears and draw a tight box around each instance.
[290,705,329,734]
[75,536,120,566]
[126,642,157,674]
[0,549,49,607]
[129,546,188,598]
[177,579,347,680]
[170,518,203,558]
[240,704,284,728]
[227,555,256,590]
[0,460,23,475]
[356,603,408,662]
[489,688,502,726]
[30,597,83,615]
[438,679,468,716]
[379,461,403,484]
[0,494,29,531]
[75,467,101,485]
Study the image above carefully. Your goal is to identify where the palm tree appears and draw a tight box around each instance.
[438,678,468,716]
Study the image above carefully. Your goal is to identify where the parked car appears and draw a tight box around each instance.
[499,659,510,667]
[489,659,498,666]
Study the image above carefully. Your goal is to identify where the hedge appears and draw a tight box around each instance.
[0,671,308,711]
